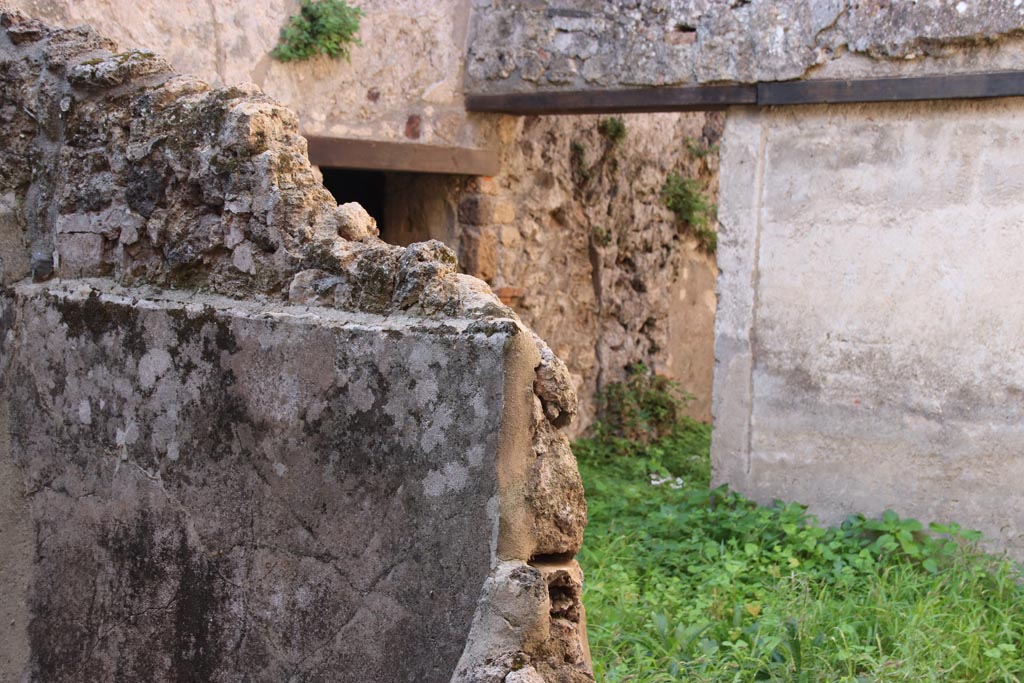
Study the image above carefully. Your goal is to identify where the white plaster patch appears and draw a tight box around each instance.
[273,462,288,477]
[225,223,245,248]
[77,398,91,425]
[467,444,485,468]
[348,374,378,412]
[420,406,453,453]
[414,376,439,405]
[138,348,172,390]
[305,398,327,423]
[956,1,968,13]
[506,666,545,683]
[422,461,469,497]
[471,391,488,420]
[115,422,139,447]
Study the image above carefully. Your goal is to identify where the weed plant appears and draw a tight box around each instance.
[599,117,628,145]
[575,370,1024,682]
[571,140,592,185]
[272,0,363,62]
[686,137,720,159]
[660,172,717,254]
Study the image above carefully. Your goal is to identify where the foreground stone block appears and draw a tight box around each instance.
[0,280,589,681]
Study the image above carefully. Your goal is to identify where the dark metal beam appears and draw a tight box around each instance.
[305,136,500,176]
[758,71,1024,106]
[464,84,756,115]
[465,71,1024,115]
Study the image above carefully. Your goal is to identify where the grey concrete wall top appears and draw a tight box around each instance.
[466,0,1024,93]
[0,277,593,682]
[711,98,1024,556]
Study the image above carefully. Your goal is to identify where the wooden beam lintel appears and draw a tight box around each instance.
[465,70,1024,115]
[304,136,500,177]
[307,71,1024,175]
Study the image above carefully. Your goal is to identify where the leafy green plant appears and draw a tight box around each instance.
[661,171,717,254]
[599,117,628,145]
[592,362,695,449]
[575,375,1024,683]
[271,0,364,63]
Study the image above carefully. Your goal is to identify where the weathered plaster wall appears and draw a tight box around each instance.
[712,100,1024,554]
[0,12,591,682]
[462,112,719,429]
[9,0,483,147]
[467,0,1024,93]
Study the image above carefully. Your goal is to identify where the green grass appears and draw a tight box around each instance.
[575,419,1024,682]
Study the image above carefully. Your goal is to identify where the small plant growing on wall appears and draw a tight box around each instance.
[685,136,719,159]
[661,171,717,254]
[272,0,364,63]
[570,140,592,186]
[598,117,627,146]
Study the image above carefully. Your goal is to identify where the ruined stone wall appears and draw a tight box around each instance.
[0,12,591,681]
[460,112,719,430]
[13,0,1024,443]
[9,0,483,147]
[5,1,724,433]
[713,100,1024,556]
[467,0,1024,93]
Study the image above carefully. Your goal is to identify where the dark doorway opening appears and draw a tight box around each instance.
[320,168,387,227]
[319,167,463,249]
